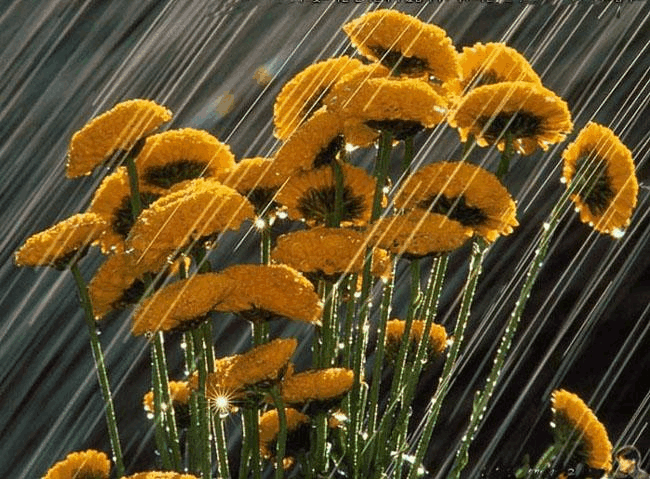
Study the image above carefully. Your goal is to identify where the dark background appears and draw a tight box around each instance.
[1,1,648,478]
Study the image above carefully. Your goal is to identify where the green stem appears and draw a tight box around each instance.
[407,237,488,479]
[496,132,514,180]
[214,414,230,479]
[367,259,396,436]
[270,387,287,479]
[125,155,141,218]
[70,264,125,477]
[192,329,213,478]
[401,135,415,174]
[331,159,345,227]
[447,189,574,479]
[150,336,174,469]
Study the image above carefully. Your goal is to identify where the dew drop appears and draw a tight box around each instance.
[542,222,550,230]
[612,228,625,239]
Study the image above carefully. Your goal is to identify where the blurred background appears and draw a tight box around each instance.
[1,1,648,477]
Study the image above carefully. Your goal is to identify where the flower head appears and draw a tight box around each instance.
[272,109,346,178]
[448,42,542,97]
[217,157,286,217]
[343,10,460,81]
[551,389,613,471]
[280,368,354,405]
[276,164,376,226]
[449,81,572,155]
[136,128,235,189]
[88,167,163,253]
[274,56,363,140]
[215,264,323,324]
[368,210,472,259]
[325,71,448,140]
[561,122,638,236]
[259,408,311,461]
[43,449,110,479]
[385,319,448,364]
[131,272,232,335]
[66,99,171,178]
[196,338,297,400]
[15,213,107,269]
[395,161,518,241]
[127,179,254,271]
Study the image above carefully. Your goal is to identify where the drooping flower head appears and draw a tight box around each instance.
[447,42,542,97]
[131,272,232,335]
[561,122,638,236]
[43,449,111,479]
[325,69,448,140]
[343,9,460,82]
[274,56,364,140]
[271,226,392,282]
[143,380,192,428]
[217,157,286,217]
[272,109,346,178]
[88,167,164,253]
[127,179,255,271]
[368,210,473,259]
[89,251,174,319]
[384,319,448,365]
[66,99,171,178]
[276,163,377,226]
[259,408,311,462]
[136,128,235,189]
[215,264,323,324]
[15,213,107,269]
[394,161,518,241]
[550,389,613,472]
[449,81,573,155]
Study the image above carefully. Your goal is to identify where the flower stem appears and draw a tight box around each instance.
[496,132,514,180]
[270,386,287,479]
[192,329,213,478]
[447,188,575,479]
[70,264,125,477]
[407,237,488,479]
[401,135,415,174]
[214,414,230,478]
[125,155,141,218]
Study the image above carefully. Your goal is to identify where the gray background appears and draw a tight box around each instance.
[1,1,649,477]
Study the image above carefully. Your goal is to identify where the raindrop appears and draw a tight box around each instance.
[542,222,550,230]
[560,177,567,184]
[611,228,625,239]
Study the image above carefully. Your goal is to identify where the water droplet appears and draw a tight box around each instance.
[146,412,154,419]
[574,207,581,213]
[180,341,187,350]
[542,222,550,230]
[612,228,625,239]
[559,177,567,184]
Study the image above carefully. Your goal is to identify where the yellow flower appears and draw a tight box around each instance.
[215,264,323,325]
[216,157,286,216]
[276,163,376,226]
[395,161,518,242]
[131,272,233,335]
[274,56,364,140]
[271,226,392,281]
[561,122,638,236]
[551,389,613,471]
[127,179,255,271]
[325,72,448,140]
[136,128,235,189]
[385,319,448,364]
[15,213,107,269]
[143,380,192,426]
[43,449,110,479]
[280,368,354,405]
[66,99,171,178]
[87,167,164,253]
[449,81,573,155]
[259,408,311,460]
[368,210,472,259]
[343,10,460,81]
[272,109,345,178]
[120,473,199,479]
[447,42,542,98]
[195,338,298,396]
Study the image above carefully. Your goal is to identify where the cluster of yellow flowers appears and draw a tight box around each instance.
[18,8,638,479]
